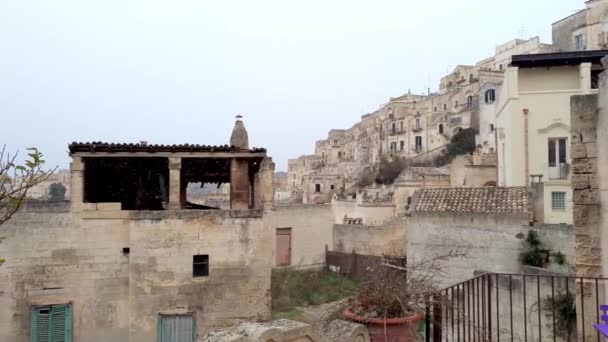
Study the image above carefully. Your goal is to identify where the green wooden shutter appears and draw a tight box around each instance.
[51,305,72,342]
[30,305,72,342]
[30,307,51,342]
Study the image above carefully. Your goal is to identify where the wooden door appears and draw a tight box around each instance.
[276,228,292,266]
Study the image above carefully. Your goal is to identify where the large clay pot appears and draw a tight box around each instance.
[343,308,424,342]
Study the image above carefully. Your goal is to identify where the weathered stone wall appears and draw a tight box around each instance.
[333,218,406,256]
[269,205,333,267]
[407,212,574,287]
[331,199,395,226]
[0,206,272,341]
[570,93,601,278]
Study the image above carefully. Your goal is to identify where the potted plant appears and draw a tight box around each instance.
[342,253,460,342]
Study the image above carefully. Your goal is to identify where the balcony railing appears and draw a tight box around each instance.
[423,272,607,342]
[412,126,423,132]
[547,162,570,180]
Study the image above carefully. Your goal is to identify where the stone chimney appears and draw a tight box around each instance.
[230,115,249,149]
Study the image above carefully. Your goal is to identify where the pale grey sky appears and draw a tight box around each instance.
[0,0,580,171]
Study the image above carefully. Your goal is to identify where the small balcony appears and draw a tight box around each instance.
[546,163,570,181]
[412,126,423,133]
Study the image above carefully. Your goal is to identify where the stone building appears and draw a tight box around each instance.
[287,37,552,206]
[552,0,608,52]
[28,169,71,200]
[496,49,607,224]
[407,187,574,287]
[0,119,276,341]
[449,153,497,188]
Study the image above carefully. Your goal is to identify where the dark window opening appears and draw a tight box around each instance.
[443,104,447,111]
[391,123,396,134]
[182,158,231,210]
[490,124,495,132]
[182,158,261,210]
[466,96,473,109]
[415,136,423,152]
[186,182,230,210]
[193,254,209,277]
[83,157,169,210]
[400,141,405,151]
[438,124,444,134]
[330,184,335,190]
[485,89,496,103]
[315,184,321,193]
[122,247,130,256]
[591,69,602,89]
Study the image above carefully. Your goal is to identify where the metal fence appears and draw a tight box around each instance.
[325,247,406,282]
[425,272,608,342]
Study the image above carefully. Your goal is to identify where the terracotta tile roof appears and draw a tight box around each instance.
[68,142,266,154]
[413,187,529,214]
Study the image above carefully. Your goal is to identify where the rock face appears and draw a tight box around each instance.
[200,317,370,342]
[230,116,249,149]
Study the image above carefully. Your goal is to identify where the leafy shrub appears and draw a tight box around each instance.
[433,128,477,166]
[542,291,576,337]
[519,230,567,268]
[374,157,406,185]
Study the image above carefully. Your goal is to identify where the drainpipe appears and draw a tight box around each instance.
[523,108,529,186]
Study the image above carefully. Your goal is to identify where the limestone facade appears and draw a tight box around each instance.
[0,121,277,341]
[552,0,608,52]
[288,37,552,206]
[495,50,608,224]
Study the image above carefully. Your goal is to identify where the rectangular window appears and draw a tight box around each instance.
[415,136,423,151]
[400,122,404,131]
[315,184,321,193]
[443,104,447,110]
[400,141,404,151]
[575,34,586,50]
[158,314,195,342]
[490,124,495,132]
[330,184,335,190]
[591,69,602,89]
[548,138,568,180]
[30,304,72,342]
[391,123,396,134]
[415,119,420,129]
[193,255,209,277]
[551,192,566,210]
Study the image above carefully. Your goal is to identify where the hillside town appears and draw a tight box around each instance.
[1,1,608,342]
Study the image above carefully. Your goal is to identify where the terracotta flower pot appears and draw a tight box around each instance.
[343,307,424,342]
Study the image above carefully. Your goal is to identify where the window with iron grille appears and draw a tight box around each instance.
[551,192,566,210]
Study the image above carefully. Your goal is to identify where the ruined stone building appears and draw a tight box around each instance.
[0,119,276,342]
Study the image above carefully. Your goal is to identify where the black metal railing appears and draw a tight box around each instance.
[425,272,608,342]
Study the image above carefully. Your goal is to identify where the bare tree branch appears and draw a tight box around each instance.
[0,145,55,226]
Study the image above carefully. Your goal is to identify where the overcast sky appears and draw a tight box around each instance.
[0,0,580,171]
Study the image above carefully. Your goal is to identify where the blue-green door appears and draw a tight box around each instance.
[30,304,72,342]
